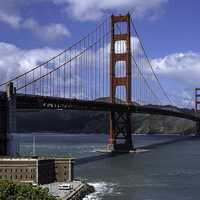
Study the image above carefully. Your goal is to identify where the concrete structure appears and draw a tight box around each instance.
[0,92,7,155]
[6,82,17,134]
[0,156,74,184]
[0,82,16,156]
[54,157,74,182]
[42,181,94,200]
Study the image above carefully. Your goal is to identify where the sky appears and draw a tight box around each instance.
[0,0,199,108]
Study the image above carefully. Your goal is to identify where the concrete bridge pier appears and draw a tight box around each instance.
[6,82,17,155]
[6,82,17,133]
[0,94,8,155]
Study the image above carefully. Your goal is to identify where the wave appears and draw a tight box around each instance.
[83,181,119,200]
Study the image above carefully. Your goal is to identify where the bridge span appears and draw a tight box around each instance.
[13,93,200,122]
[0,13,200,154]
[0,88,200,155]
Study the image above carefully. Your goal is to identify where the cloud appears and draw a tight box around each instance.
[0,0,24,28]
[23,18,71,41]
[0,42,93,98]
[0,42,61,85]
[52,0,167,21]
[0,40,198,108]
[0,12,21,28]
[0,1,70,41]
[0,40,111,99]
[111,38,200,107]
[152,52,200,86]
[151,52,200,107]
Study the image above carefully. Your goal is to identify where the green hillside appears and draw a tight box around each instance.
[16,100,197,134]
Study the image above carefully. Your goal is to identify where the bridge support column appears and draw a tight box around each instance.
[6,82,17,133]
[0,95,8,155]
[108,111,133,152]
[195,121,200,136]
[6,82,17,155]
[108,14,133,152]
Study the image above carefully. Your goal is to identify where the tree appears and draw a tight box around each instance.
[0,180,57,200]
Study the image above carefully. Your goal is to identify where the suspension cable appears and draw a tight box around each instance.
[0,16,110,87]
[130,17,174,106]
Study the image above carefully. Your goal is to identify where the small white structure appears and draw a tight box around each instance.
[58,183,73,190]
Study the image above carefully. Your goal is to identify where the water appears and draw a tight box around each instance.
[9,133,200,200]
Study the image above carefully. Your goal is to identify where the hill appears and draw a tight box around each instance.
[16,98,198,134]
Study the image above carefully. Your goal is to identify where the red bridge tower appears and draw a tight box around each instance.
[108,14,133,152]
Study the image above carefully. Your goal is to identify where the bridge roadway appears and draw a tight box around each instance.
[4,92,197,122]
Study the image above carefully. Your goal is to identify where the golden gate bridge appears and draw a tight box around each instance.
[0,13,199,154]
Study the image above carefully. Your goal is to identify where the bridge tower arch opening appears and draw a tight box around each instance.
[108,14,134,152]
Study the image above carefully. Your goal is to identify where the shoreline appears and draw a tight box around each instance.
[42,181,95,200]
[10,132,193,136]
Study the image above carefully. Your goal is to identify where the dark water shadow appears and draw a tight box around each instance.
[75,152,128,166]
[138,135,196,150]
[75,135,199,166]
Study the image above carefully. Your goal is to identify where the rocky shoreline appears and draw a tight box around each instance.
[68,183,95,200]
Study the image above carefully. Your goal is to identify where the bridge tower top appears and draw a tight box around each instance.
[110,13,132,104]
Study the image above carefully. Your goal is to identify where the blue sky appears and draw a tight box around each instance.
[0,0,199,107]
[136,0,200,57]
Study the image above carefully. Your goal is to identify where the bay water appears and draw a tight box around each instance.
[9,133,200,200]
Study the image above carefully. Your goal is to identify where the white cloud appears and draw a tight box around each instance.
[152,52,200,86]
[0,0,24,28]
[1,40,199,108]
[0,12,21,28]
[0,42,61,85]
[0,1,70,41]
[23,18,71,41]
[0,42,90,98]
[52,0,167,21]
[151,52,200,107]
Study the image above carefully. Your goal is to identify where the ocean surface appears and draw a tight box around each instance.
[9,133,200,200]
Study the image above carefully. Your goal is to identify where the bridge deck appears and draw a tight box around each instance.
[14,93,200,122]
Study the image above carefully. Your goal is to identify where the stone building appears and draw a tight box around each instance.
[0,156,74,184]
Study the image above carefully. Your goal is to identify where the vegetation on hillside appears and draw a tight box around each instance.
[16,99,197,134]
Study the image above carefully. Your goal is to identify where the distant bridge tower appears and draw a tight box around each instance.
[108,13,133,152]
